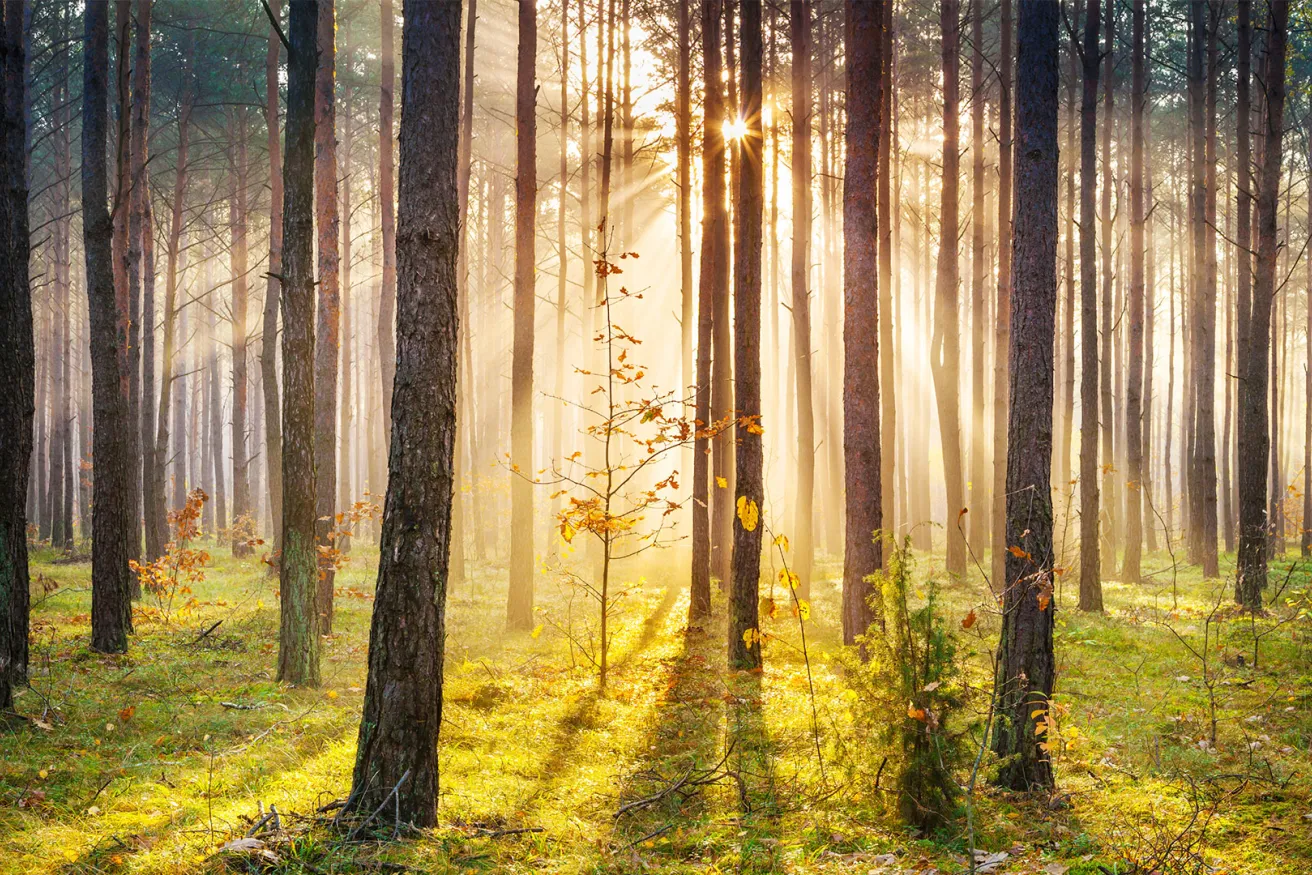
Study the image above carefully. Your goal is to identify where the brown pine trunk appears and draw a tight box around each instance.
[993,0,1059,792]
[85,0,133,653]
[790,1,813,598]
[1077,0,1102,611]
[992,0,1013,593]
[313,0,340,633]
[712,0,735,589]
[338,40,354,554]
[1059,0,1079,500]
[230,102,252,556]
[49,11,73,552]
[1123,0,1146,583]
[1098,0,1116,567]
[678,0,692,435]
[378,0,396,444]
[0,0,33,708]
[507,0,537,630]
[347,0,460,826]
[728,0,763,671]
[968,0,988,557]
[930,0,965,579]
[878,0,894,552]
[278,0,322,687]
[842,0,883,647]
[691,0,726,622]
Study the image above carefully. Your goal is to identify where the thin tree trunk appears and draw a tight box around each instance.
[263,0,284,555]
[712,0,735,589]
[993,0,1013,592]
[507,0,537,630]
[842,0,883,647]
[1123,0,1146,583]
[678,0,692,411]
[1098,0,1115,568]
[338,40,354,554]
[727,0,763,671]
[790,0,813,599]
[1077,0,1103,611]
[968,0,988,556]
[993,0,1059,793]
[347,0,460,826]
[378,0,397,445]
[278,0,322,687]
[230,101,252,556]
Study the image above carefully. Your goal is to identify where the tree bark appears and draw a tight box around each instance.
[993,0,1059,792]
[378,0,396,445]
[878,0,894,553]
[0,0,33,708]
[677,0,692,437]
[790,0,813,599]
[263,0,284,555]
[84,0,133,653]
[691,0,726,623]
[842,0,883,647]
[993,0,1013,593]
[1098,0,1116,566]
[930,0,965,579]
[968,0,988,557]
[1123,0,1146,583]
[711,0,735,589]
[230,102,252,556]
[1077,0,1102,611]
[348,0,460,827]
[313,0,340,634]
[727,0,763,671]
[278,0,322,687]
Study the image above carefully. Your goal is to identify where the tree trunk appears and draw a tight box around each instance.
[348,0,460,827]
[711,0,735,589]
[1098,0,1115,568]
[49,11,72,552]
[789,1,813,599]
[1238,0,1288,609]
[1059,0,1079,502]
[378,0,396,446]
[1123,0,1146,583]
[677,0,692,445]
[727,0,763,671]
[878,0,894,553]
[968,0,987,557]
[993,0,1013,593]
[84,0,133,653]
[230,102,252,556]
[507,0,537,631]
[841,0,883,647]
[930,0,965,579]
[278,0,322,687]
[263,0,284,555]
[0,0,33,708]
[691,0,726,622]
[313,0,340,634]
[993,0,1059,792]
[1077,0,1102,611]
[338,40,354,555]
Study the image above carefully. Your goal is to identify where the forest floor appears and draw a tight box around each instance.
[2,535,1311,875]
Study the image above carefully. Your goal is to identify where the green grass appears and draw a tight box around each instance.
[2,533,1311,874]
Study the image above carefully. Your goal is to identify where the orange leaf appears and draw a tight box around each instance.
[1037,591,1052,612]
[1007,545,1028,559]
[118,705,135,723]
[961,610,977,629]
[907,704,927,722]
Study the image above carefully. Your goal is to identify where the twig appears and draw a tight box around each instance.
[348,770,411,841]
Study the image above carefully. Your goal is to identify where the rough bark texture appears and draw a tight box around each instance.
[993,0,1059,792]
[0,0,33,709]
[1077,0,1102,612]
[1237,0,1288,610]
[727,0,763,671]
[842,0,882,647]
[1124,0,1146,584]
[691,0,725,623]
[507,0,536,631]
[313,0,340,634]
[85,0,133,654]
[348,0,460,826]
[930,0,965,579]
[277,0,321,688]
[790,0,814,599]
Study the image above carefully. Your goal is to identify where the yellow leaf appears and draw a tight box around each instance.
[736,496,759,532]
[759,596,777,619]
[773,534,790,552]
[560,520,576,543]
[716,476,727,489]
[326,690,338,699]
[531,624,544,639]
[795,599,811,621]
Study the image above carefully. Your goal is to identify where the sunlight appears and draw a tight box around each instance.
[723,116,749,142]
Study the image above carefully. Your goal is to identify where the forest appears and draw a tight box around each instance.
[0,0,1311,872]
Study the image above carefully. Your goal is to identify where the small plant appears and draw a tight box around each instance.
[846,536,971,833]
[315,497,382,579]
[130,488,210,621]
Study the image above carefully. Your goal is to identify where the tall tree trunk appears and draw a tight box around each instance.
[278,0,322,687]
[841,0,883,647]
[49,12,72,552]
[378,0,396,445]
[0,0,33,709]
[507,0,537,630]
[263,0,284,555]
[1077,0,1102,611]
[85,0,133,653]
[455,0,478,578]
[230,102,252,556]
[993,0,1059,792]
[1237,0,1287,610]
[790,1,813,599]
[1098,0,1115,567]
[348,0,460,826]
[878,0,894,552]
[1123,0,1146,583]
[1060,0,1079,503]
[968,0,987,556]
[930,0,965,579]
[678,0,692,437]
[550,0,569,572]
[313,0,340,634]
[712,0,735,589]
[691,0,726,622]
[727,0,763,671]
[993,0,1013,592]
[338,41,354,555]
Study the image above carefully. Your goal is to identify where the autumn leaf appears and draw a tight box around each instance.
[759,596,777,619]
[736,496,759,532]
[716,476,727,489]
[773,534,790,552]
[1037,590,1052,611]
[907,704,927,722]
[793,599,811,621]
[1007,545,1029,559]
[118,705,135,724]
[531,624,544,639]
[961,610,977,629]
